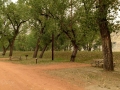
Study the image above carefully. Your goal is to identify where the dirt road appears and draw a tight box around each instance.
[0,60,89,90]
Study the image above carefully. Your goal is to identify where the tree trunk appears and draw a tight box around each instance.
[97,0,114,71]
[33,39,40,58]
[70,42,78,62]
[9,44,13,56]
[102,33,114,71]
[39,39,52,58]
[9,40,15,60]
[99,22,114,71]
[2,46,6,56]
[52,33,54,60]
[39,44,48,58]
[2,45,9,56]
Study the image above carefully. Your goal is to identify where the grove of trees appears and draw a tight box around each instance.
[0,0,120,71]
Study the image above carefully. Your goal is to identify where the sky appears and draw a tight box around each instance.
[11,0,17,3]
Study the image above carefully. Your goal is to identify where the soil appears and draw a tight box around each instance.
[0,58,89,90]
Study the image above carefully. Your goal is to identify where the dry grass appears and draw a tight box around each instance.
[0,51,119,63]
[0,51,120,66]
[46,66,120,90]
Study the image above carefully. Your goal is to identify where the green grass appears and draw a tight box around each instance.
[0,51,120,65]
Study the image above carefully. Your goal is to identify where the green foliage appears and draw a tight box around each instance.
[0,0,119,54]
[95,0,120,33]
[15,30,37,51]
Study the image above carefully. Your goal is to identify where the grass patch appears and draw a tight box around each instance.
[0,51,120,65]
[46,66,120,90]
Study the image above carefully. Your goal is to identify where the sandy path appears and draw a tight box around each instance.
[0,60,89,90]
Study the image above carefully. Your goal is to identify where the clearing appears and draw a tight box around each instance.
[0,58,88,90]
[0,58,120,90]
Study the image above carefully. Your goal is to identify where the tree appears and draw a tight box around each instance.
[28,0,52,58]
[0,0,11,55]
[33,0,100,61]
[96,0,119,71]
[51,0,80,62]
[57,0,99,61]
[80,0,100,51]
[28,0,61,59]
[31,19,46,58]
[3,2,29,59]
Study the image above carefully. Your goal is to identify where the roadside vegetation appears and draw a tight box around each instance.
[0,51,120,66]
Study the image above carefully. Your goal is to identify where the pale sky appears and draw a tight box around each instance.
[11,0,17,3]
